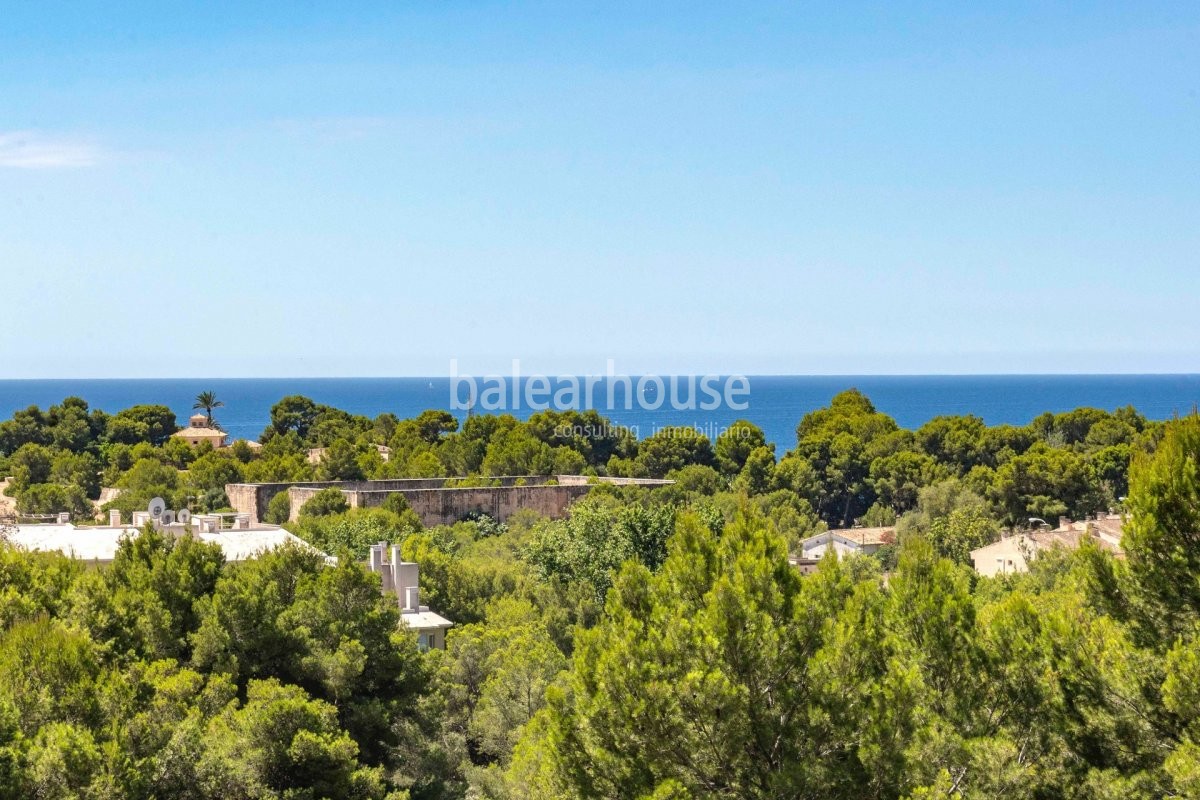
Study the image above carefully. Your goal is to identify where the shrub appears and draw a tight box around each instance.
[264,491,291,524]
[16,484,92,519]
[298,487,349,517]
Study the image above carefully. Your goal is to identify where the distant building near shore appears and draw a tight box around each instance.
[970,513,1125,577]
[173,413,229,448]
[307,444,391,464]
[799,526,895,559]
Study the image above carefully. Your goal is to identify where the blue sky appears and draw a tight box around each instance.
[1,2,1197,377]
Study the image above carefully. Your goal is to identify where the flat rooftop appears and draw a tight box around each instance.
[3,522,325,564]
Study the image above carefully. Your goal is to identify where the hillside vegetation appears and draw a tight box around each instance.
[1,393,1196,798]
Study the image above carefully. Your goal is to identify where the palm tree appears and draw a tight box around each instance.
[193,391,224,428]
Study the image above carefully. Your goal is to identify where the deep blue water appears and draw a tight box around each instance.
[0,376,1197,449]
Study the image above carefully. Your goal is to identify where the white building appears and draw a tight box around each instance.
[367,542,453,650]
[3,510,323,565]
[788,556,822,575]
[799,526,895,559]
[970,513,1125,577]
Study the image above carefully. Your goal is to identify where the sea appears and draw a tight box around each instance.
[0,376,1197,449]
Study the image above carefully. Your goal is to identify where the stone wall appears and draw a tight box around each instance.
[354,484,595,526]
[224,482,285,523]
[226,475,672,526]
[284,482,596,526]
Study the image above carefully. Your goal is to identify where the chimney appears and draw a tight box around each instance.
[57,511,70,524]
[368,543,384,573]
[109,510,122,527]
[378,545,397,593]
[396,561,420,610]
[1058,516,1071,531]
[389,546,402,591]
[132,511,149,526]
[235,514,250,530]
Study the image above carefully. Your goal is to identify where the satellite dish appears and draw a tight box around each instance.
[148,497,166,518]
[178,509,192,525]
[160,510,176,525]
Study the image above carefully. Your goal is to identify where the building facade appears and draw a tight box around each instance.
[970,514,1125,577]
[367,542,453,650]
[173,413,229,448]
[799,526,895,559]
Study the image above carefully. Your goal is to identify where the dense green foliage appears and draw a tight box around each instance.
[496,416,1200,799]
[0,534,429,798]
[0,392,1189,799]
[1,390,1151,540]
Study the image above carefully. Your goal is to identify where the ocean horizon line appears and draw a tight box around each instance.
[2,372,1199,381]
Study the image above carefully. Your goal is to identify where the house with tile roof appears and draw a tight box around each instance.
[970,513,1125,577]
[799,526,896,559]
[173,413,229,448]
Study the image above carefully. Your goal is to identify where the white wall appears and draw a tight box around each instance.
[971,536,1032,577]
[802,535,864,559]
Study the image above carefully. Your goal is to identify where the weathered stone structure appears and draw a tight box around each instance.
[225,475,672,526]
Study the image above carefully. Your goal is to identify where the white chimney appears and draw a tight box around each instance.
[389,546,403,594]
[57,512,70,524]
[109,510,122,527]
[132,511,149,526]
[395,561,420,609]
[235,514,250,530]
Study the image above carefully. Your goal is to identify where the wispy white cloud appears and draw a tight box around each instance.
[0,131,102,169]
